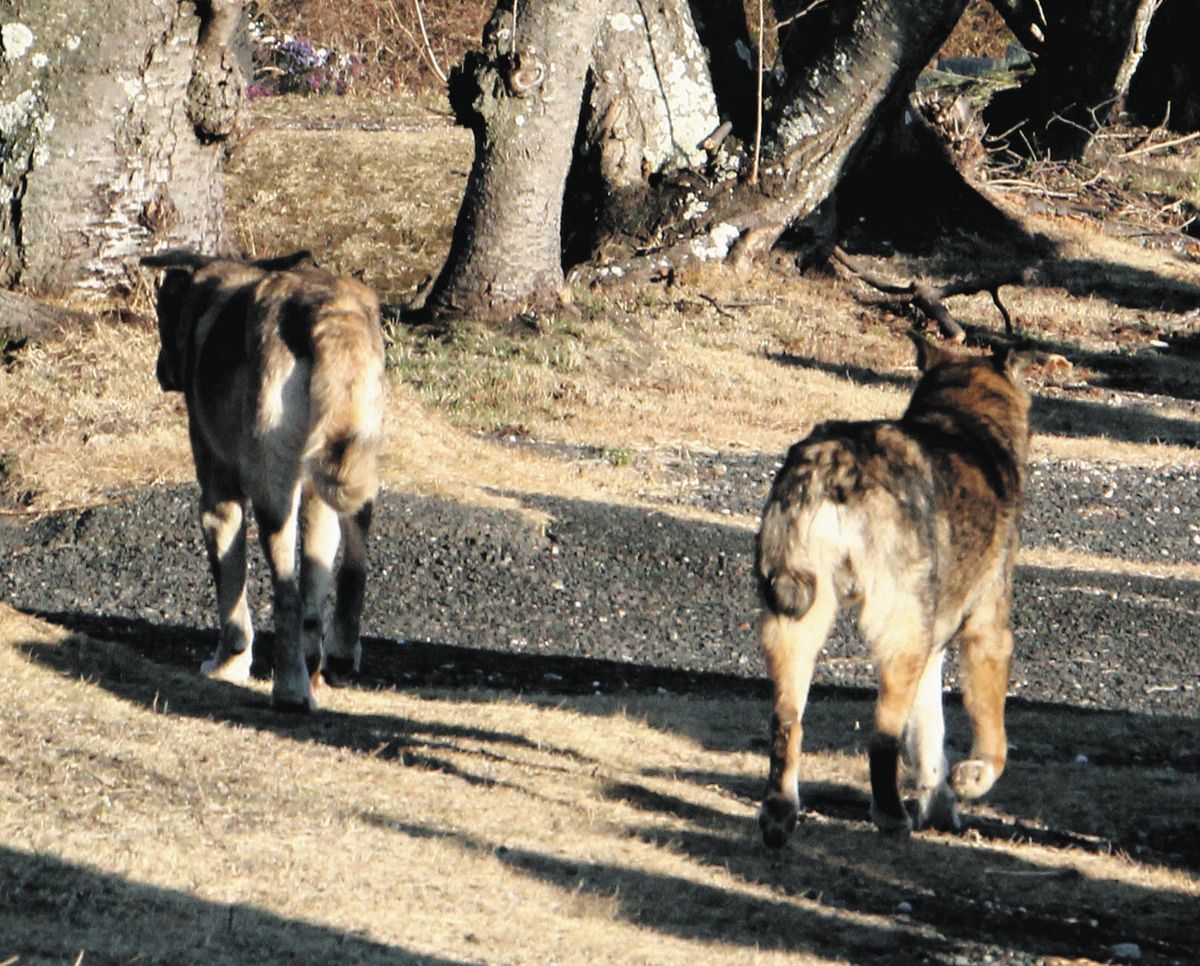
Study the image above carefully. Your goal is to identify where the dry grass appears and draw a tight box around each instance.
[3,603,1198,964]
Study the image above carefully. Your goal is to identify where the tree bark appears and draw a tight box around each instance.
[562,0,721,263]
[0,0,243,298]
[1125,0,1200,131]
[426,0,614,320]
[431,0,972,320]
[983,0,1163,156]
[720,0,970,265]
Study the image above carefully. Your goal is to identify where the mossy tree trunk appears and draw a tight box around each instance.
[0,0,245,298]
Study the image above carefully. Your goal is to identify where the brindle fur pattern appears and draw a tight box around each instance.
[756,333,1033,845]
[141,250,386,712]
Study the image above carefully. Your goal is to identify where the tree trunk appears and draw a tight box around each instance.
[431,0,971,320]
[0,0,244,298]
[426,0,613,320]
[1125,0,1200,131]
[562,0,721,264]
[721,0,970,265]
[983,0,1163,156]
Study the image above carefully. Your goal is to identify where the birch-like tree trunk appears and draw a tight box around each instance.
[0,0,244,297]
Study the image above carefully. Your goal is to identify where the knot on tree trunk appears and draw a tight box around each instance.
[504,50,546,96]
[187,50,243,140]
[187,0,245,141]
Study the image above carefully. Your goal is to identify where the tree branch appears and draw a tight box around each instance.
[831,246,1036,342]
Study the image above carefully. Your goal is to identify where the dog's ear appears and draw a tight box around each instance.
[906,330,961,372]
[992,344,1038,381]
[140,250,215,272]
[252,250,313,272]
[993,345,1071,382]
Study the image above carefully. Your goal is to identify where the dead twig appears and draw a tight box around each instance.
[1120,129,1200,161]
[831,246,1036,342]
[749,0,764,185]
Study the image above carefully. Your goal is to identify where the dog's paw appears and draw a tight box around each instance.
[271,683,317,714]
[870,800,913,836]
[322,656,357,689]
[914,783,961,832]
[201,648,252,683]
[759,794,799,849]
[951,759,997,800]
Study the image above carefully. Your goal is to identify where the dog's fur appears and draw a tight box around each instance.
[141,250,386,711]
[756,333,1033,846]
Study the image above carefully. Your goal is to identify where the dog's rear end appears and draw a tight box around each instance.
[142,251,385,710]
[251,268,386,696]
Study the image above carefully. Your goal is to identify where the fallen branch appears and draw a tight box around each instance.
[830,246,1035,341]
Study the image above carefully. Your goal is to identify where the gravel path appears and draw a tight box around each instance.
[1,455,1196,720]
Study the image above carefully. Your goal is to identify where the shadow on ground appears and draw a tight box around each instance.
[0,845,464,965]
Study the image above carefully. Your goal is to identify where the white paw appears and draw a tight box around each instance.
[915,783,961,832]
[201,648,252,683]
[951,759,998,800]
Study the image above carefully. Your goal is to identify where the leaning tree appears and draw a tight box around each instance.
[0,0,246,300]
[425,0,1195,323]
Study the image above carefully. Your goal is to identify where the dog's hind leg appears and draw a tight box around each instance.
[758,583,835,848]
[300,484,340,684]
[952,594,1014,801]
[198,483,254,683]
[863,600,934,835]
[324,500,372,688]
[903,648,959,831]
[255,484,314,712]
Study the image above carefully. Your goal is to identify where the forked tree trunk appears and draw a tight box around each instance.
[0,0,244,297]
[428,0,969,322]
[718,0,970,265]
[427,0,720,320]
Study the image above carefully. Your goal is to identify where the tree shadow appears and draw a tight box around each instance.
[17,622,603,801]
[768,350,1200,446]
[0,845,466,965]
[379,821,953,963]
[595,779,1199,962]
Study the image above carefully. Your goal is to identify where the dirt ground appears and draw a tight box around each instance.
[1,85,1199,964]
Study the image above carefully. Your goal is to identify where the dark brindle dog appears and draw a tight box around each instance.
[142,250,385,712]
[756,333,1033,845]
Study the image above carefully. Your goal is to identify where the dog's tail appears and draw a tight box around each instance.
[757,501,818,619]
[305,279,386,515]
[756,439,854,619]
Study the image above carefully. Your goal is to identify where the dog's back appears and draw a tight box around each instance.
[757,344,1030,629]
[755,335,1035,844]
[143,249,387,711]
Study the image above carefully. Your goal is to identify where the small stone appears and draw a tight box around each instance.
[895,901,913,914]
[1109,942,1141,960]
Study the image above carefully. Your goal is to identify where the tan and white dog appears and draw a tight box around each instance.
[142,250,385,711]
[756,333,1034,844]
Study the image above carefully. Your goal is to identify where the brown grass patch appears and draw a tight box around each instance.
[3,604,1197,964]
